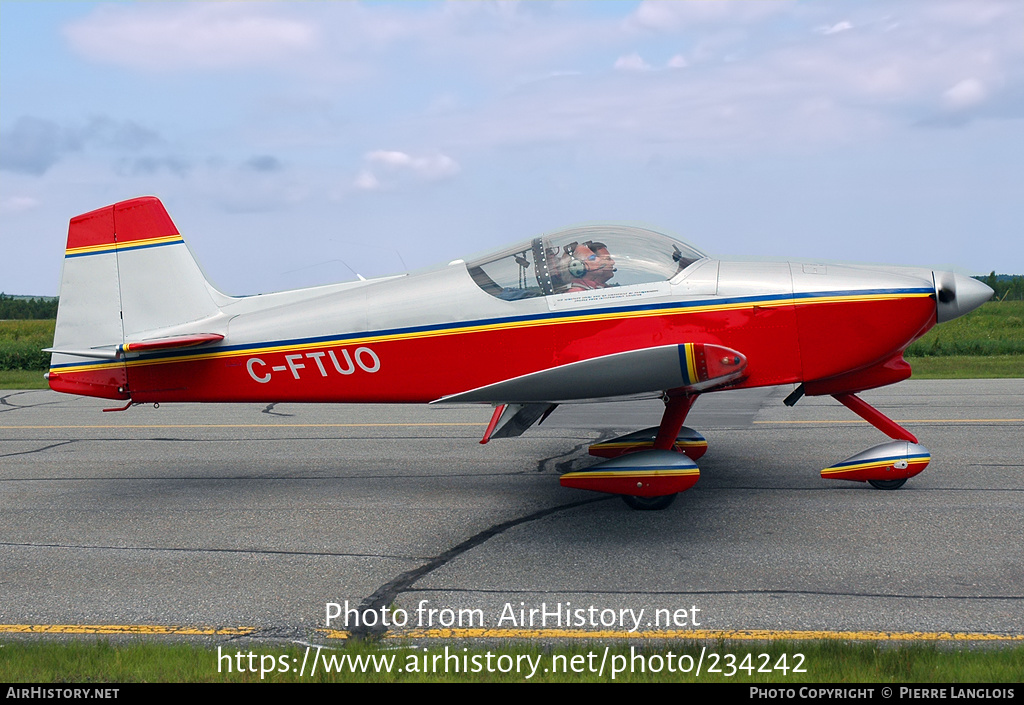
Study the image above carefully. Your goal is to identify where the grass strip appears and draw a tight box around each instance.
[907,355,1024,379]
[907,301,1024,357]
[0,369,48,389]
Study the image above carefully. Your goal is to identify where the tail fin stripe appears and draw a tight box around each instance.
[65,235,184,258]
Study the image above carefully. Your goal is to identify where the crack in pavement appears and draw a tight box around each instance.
[0,391,30,409]
[348,495,609,640]
[0,440,77,458]
[537,432,611,475]
[347,441,610,640]
[0,391,65,414]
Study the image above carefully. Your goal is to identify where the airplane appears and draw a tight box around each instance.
[46,196,993,509]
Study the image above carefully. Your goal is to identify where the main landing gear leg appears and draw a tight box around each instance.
[653,393,699,450]
[832,393,917,443]
[823,393,929,490]
[619,394,699,510]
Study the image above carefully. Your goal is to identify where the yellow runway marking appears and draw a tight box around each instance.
[317,627,1024,642]
[755,419,1024,425]
[0,624,254,636]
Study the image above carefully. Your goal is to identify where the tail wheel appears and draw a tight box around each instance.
[621,494,677,511]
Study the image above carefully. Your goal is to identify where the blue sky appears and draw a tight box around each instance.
[2,0,1022,295]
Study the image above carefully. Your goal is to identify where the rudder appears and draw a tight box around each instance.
[48,197,222,399]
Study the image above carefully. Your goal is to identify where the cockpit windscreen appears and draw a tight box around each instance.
[466,225,705,300]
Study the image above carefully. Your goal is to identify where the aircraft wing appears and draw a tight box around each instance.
[434,343,746,405]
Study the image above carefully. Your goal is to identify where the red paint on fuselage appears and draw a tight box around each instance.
[48,366,128,401]
[795,296,935,383]
[109,293,933,405]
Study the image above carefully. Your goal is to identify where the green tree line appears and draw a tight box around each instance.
[0,293,58,319]
[978,273,1024,301]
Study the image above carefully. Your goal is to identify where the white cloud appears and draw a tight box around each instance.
[943,78,988,110]
[424,0,1023,157]
[353,150,460,191]
[630,0,791,31]
[367,151,417,168]
[353,170,380,191]
[39,4,1024,182]
[816,21,853,35]
[64,3,317,71]
[614,53,652,72]
[365,150,460,180]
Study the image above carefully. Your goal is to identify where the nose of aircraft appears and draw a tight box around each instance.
[933,271,994,323]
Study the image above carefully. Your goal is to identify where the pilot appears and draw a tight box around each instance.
[566,241,616,292]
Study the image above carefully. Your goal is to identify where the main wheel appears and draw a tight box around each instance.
[621,494,677,510]
[868,478,907,490]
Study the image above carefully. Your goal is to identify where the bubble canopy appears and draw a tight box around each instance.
[466,225,707,300]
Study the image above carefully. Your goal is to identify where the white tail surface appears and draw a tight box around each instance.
[49,196,223,399]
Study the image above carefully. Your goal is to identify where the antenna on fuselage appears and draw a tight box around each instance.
[282,259,365,282]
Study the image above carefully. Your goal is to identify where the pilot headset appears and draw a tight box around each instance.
[565,241,609,279]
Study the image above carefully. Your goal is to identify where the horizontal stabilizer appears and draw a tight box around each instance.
[43,347,120,360]
[436,343,746,404]
[46,333,224,360]
[121,333,224,354]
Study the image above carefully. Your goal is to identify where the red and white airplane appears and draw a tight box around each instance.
[47,196,993,509]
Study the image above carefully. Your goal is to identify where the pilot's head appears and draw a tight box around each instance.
[580,241,614,284]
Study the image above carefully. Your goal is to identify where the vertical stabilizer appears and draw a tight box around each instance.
[49,196,222,400]
[111,197,221,338]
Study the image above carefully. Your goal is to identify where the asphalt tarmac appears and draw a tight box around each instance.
[1,380,1022,642]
